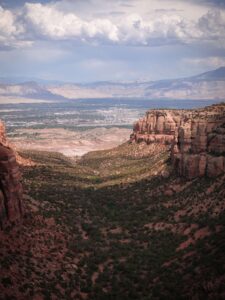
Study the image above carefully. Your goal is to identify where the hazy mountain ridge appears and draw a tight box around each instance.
[0,67,225,100]
[0,81,65,100]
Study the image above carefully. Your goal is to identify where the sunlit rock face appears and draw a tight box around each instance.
[0,121,23,229]
[132,110,179,144]
[131,103,225,179]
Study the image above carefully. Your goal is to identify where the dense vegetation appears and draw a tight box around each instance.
[0,142,225,299]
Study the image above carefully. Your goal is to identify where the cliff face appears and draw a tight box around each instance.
[0,121,23,229]
[131,103,225,179]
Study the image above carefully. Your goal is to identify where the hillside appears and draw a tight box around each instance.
[0,103,225,299]
[0,67,225,100]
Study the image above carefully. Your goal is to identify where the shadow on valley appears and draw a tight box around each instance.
[1,143,225,300]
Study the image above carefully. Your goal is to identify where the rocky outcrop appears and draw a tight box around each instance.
[0,121,23,229]
[131,103,225,179]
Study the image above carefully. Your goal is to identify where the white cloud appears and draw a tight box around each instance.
[119,13,202,46]
[0,7,19,36]
[23,3,202,46]
[0,6,31,49]
[24,3,119,43]
[198,9,225,40]
[0,2,225,49]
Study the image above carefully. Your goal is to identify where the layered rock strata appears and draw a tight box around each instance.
[0,121,23,229]
[131,103,225,179]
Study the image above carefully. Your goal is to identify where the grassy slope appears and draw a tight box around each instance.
[0,143,225,300]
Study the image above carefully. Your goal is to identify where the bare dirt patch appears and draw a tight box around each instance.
[9,127,131,157]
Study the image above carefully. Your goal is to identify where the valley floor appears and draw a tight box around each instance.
[0,142,225,299]
[9,127,131,157]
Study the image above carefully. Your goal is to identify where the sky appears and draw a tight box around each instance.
[0,0,225,82]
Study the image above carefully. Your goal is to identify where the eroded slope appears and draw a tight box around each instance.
[0,142,224,299]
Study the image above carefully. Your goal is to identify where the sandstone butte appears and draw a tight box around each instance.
[0,121,24,229]
[131,102,225,179]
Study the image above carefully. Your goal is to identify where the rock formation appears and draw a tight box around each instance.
[131,103,225,179]
[0,121,23,229]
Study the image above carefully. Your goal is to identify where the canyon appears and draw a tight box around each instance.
[0,103,224,299]
[0,102,224,228]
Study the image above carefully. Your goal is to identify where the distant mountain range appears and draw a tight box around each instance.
[0,67,225,100]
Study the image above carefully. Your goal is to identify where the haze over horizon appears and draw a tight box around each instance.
[0,0,225,83]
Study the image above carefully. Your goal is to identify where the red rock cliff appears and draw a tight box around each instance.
[0,121,23,229]
[131,103,225,179]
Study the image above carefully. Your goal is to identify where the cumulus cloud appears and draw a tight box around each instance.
[23,3,202,46]
[24,3,119,43]
[119,13,201,46]
[0,6,31,49]
[198,9,225,40]
[0,2,225,49]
